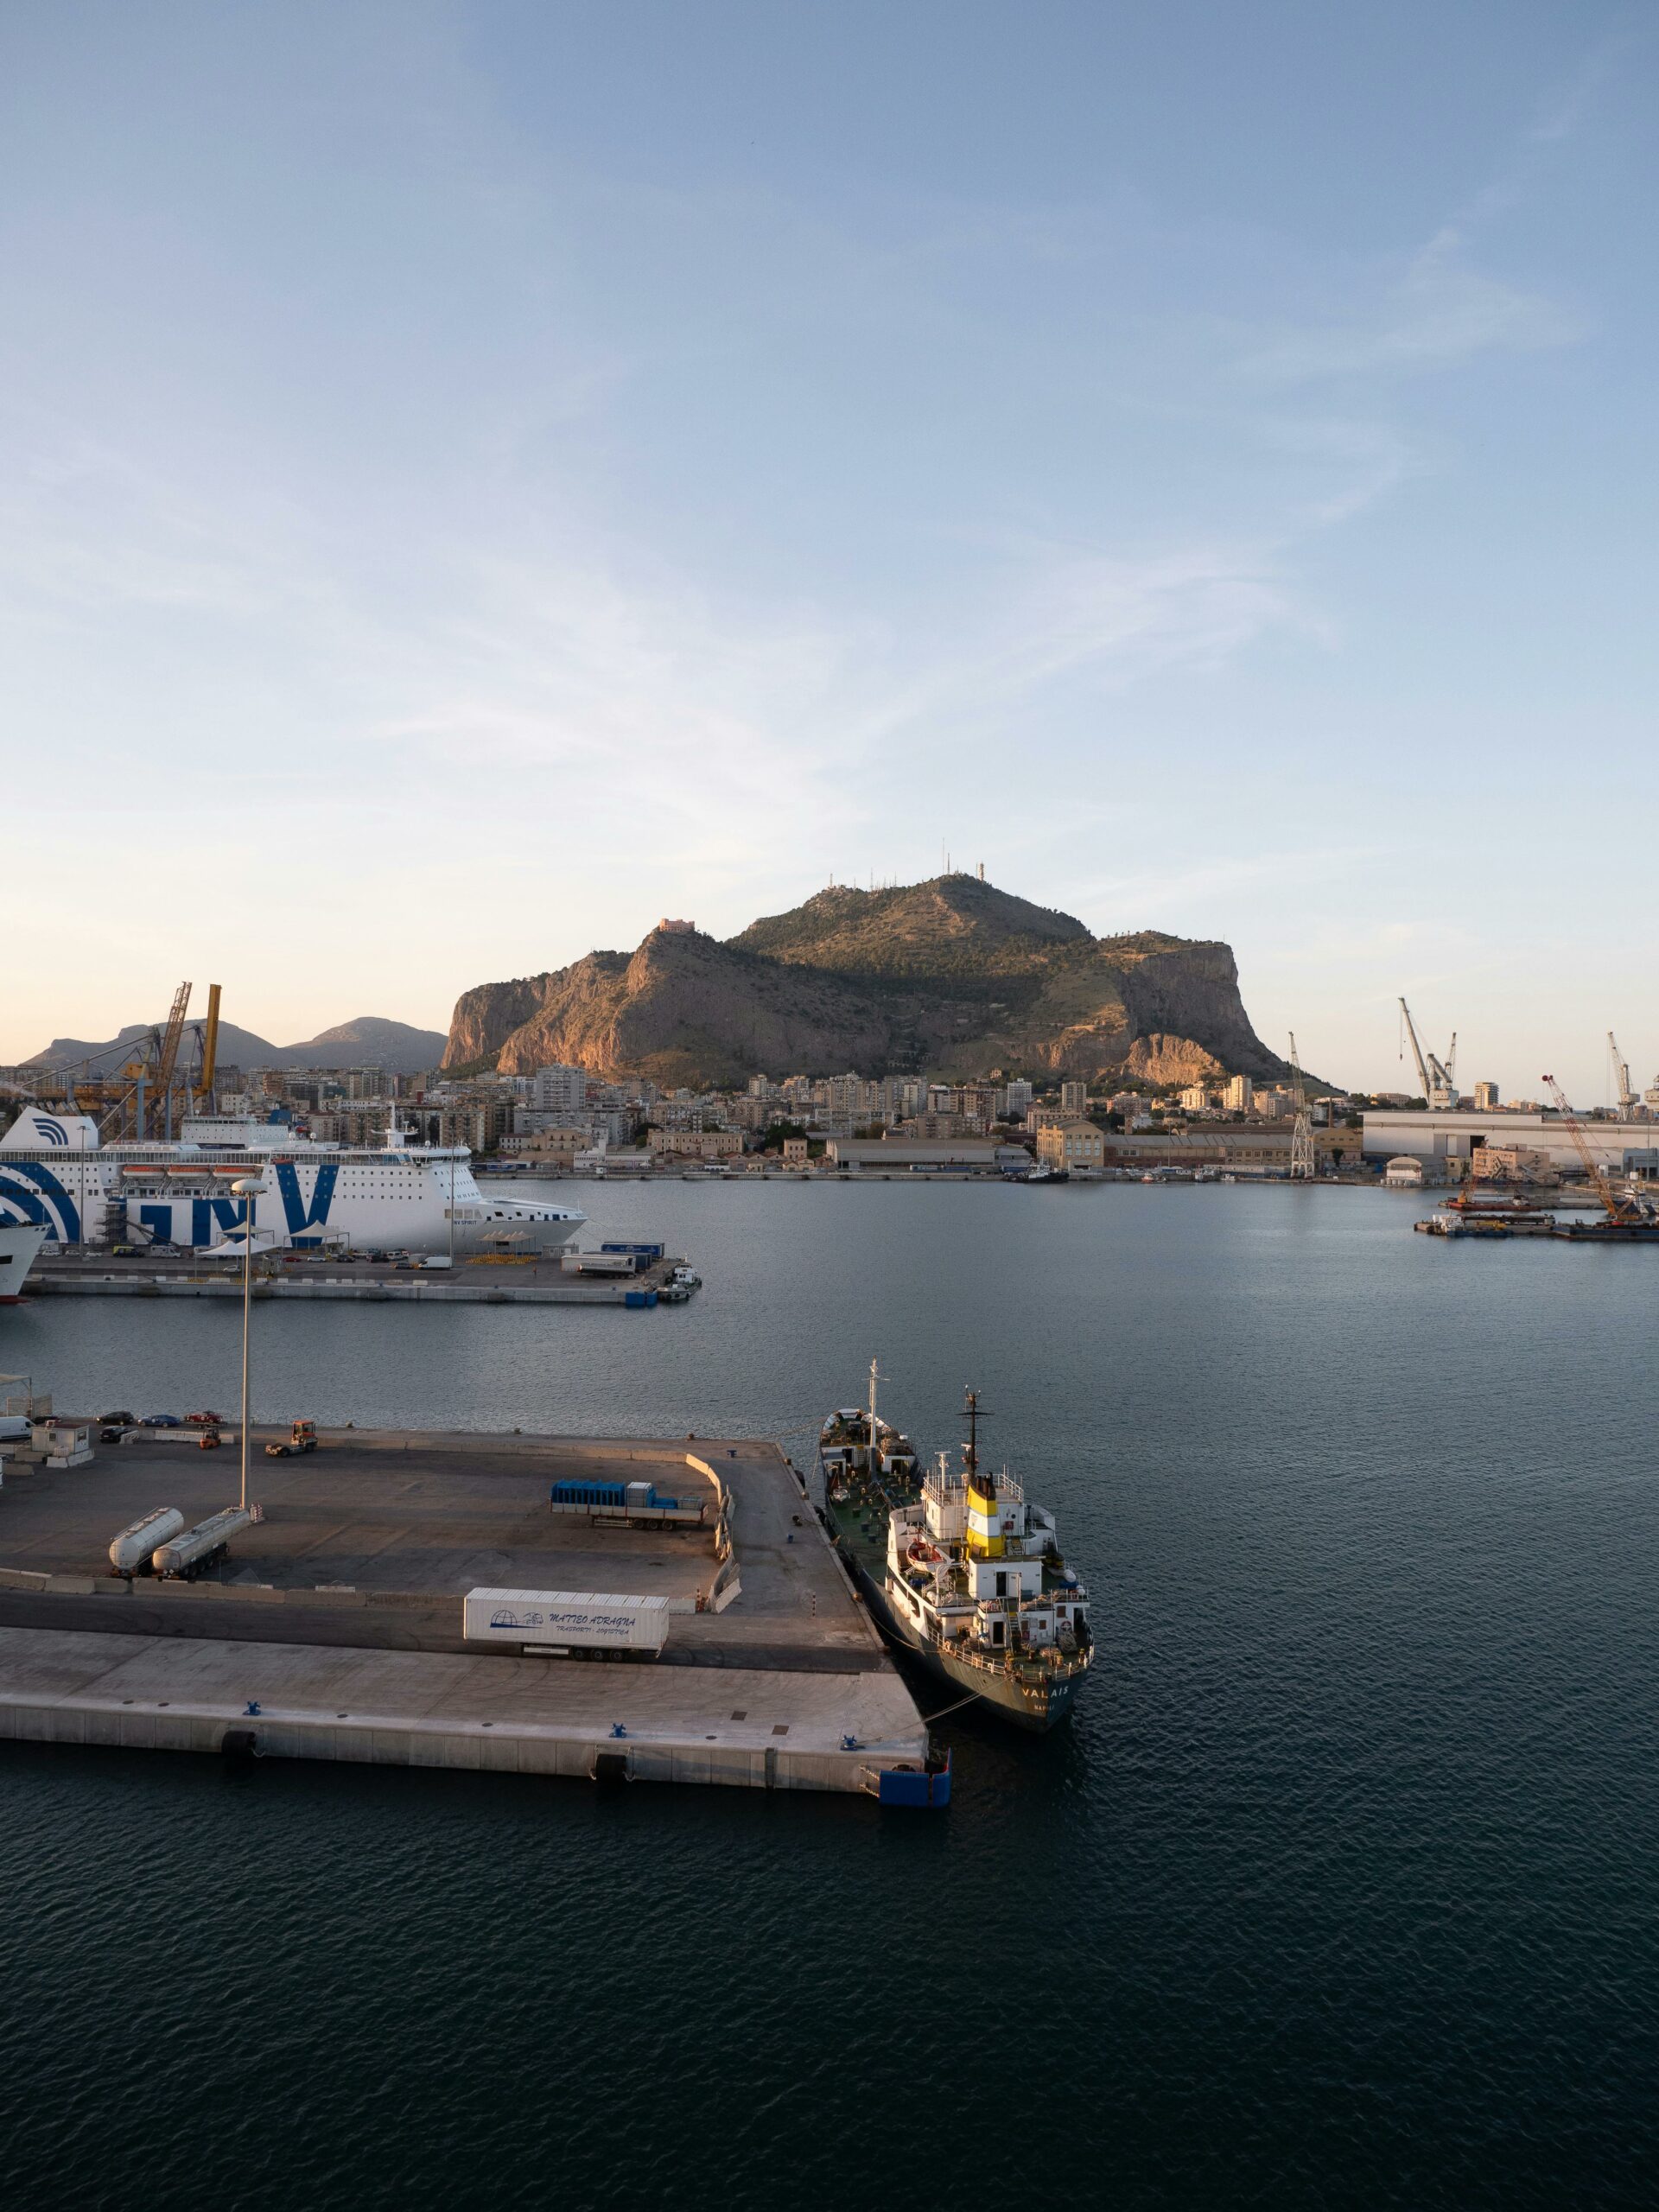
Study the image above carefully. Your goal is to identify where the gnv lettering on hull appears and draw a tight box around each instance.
[192,1198,248,1244]
[275,1161,339,1236]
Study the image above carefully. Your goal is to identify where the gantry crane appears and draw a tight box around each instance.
[1287,1032,1315,1179]
[1399,997,1459,1109]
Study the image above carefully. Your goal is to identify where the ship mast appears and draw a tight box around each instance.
[867,1355,879,1471]
[963,1388,990,1489]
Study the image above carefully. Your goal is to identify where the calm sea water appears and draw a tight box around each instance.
[4,1182,1658,2210]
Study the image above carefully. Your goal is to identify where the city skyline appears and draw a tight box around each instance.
[3,3,1654,1099]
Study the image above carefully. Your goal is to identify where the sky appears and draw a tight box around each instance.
[2,2,1654,1101]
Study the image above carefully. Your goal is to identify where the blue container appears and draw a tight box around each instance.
[876,1758,952,1808]
[550,1480,626,1507]
[603,1242,665,1260]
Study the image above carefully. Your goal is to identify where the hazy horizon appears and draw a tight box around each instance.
[4,3,1653,1102]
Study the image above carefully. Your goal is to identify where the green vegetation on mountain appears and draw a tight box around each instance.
[443,873,1297,1089]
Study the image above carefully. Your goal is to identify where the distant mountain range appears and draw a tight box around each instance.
[28,1015,446,1079]
[445,873,1307,1090]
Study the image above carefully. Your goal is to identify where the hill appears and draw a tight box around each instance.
[444,873,1300,1090]
[28,1014,445,1077]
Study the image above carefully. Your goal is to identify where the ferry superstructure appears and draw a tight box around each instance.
[820,1368,1093,1732]
[0,1107,583,1255]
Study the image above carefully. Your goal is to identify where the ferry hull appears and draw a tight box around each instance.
[0,1222,47,1304]
[840,1543,1085,1734]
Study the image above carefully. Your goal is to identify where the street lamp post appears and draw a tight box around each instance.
[231,1177,265,1514]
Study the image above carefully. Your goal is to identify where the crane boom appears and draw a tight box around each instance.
[1399,997,1432,1099]
[1608,1031,1637,1120]
[1542,1074,1631,1224]
[198,983,222,1107]
[151,982,192,1141]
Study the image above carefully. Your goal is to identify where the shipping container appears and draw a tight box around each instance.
[601,1242,665,1261]
[462,1587,671,1652]
[550,1479,626,1508]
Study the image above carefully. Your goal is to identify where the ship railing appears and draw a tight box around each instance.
[935,1635,1092,1680]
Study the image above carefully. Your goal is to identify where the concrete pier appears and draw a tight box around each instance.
[24,1249,695,1306]
[0,1626,921,1792]
[0,1427,934,1798]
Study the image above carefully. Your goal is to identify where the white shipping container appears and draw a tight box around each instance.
[462,1587,671,1651]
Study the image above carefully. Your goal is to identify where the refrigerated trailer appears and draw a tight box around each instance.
[462,1588,671,1655]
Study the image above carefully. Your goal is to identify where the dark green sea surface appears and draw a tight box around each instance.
[3,1183,1656,2209]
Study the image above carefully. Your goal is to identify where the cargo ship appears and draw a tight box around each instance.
[0,1219,48,1303]
[819,1366,1092,1732]
[0,1105,582,1255]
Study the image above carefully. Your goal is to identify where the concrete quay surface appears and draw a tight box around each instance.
[0,1427,930,1796]
[0,1627,922,1793]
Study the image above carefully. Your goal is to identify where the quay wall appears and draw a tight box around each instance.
[0,1691,872,1793]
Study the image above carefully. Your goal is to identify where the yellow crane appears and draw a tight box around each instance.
[152,982,192,1139]
[195,983,222,1109]
[1541,1074,1637,1225]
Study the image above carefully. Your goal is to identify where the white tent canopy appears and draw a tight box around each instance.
[202,1230,287,1260]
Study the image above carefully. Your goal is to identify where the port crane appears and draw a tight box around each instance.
[65,981,222,1140]
[1287,1032,1314,1179]
[1541,1075,1648,1226]
[1607,1032,1640,1122]
[1399,997,1459,1109]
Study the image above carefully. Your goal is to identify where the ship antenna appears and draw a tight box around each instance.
[963,1387,990,1479]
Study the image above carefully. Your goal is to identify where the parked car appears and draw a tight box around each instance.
[184,1409,226,1427]
[110,1245,141,1258]
[141,1414,183,1428]
[96,1410,137,1425]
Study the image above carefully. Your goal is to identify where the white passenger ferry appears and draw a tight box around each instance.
[0,1107,583,1255]
[0,1220,48,1303]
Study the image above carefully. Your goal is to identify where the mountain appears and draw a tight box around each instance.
[287,1018,448,1072]
[444,874,1302,1090]
[28,1014,446,1077]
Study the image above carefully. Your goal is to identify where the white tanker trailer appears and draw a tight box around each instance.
[108,1508,185,1576]
[152,1507,253,1580]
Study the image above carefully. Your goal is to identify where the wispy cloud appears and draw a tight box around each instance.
[1238,227,1580,383]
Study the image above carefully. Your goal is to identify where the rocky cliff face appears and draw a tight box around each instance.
[443,874,1294,1088]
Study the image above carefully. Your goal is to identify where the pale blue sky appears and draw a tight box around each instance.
[3,3,1653,1098]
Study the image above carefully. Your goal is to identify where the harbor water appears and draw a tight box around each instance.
[4,1181,1657,2209]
